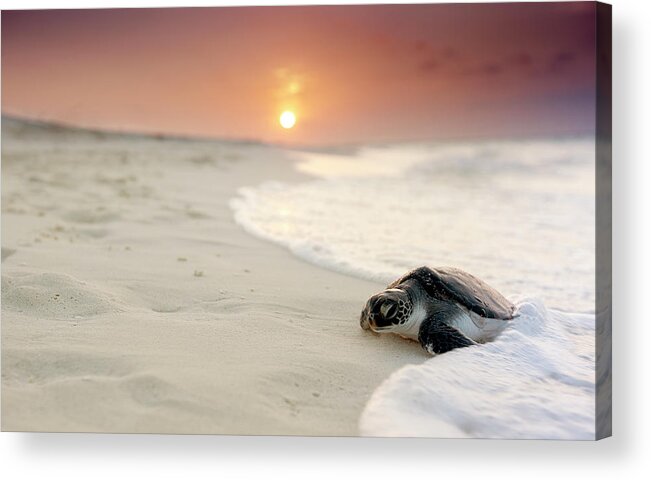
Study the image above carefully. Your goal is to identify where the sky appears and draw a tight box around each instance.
[1,3,597,145]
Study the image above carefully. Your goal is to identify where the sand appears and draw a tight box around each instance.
[0,117,427,435]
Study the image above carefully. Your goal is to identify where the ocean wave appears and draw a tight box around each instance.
[230,138,595,312]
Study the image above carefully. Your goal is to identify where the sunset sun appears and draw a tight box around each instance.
[279,111,296,129]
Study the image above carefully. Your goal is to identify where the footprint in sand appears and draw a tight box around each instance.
[120,374,182,407]
[2,247,17,262]
[112,373,215,418]
[1,272,119,318]
[63,208,121,224]
[122,282,187,313]
[2,349,133,386]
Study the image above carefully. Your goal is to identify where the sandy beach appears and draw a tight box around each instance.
[1,117,427,435]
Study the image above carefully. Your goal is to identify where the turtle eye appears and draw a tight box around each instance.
[380,301,398,320]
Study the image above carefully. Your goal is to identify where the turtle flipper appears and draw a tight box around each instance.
[418,318,476,355]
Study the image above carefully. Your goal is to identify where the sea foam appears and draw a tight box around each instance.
[231,138,595,312]
[359,299,596,439]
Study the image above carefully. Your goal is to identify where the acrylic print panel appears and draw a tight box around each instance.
[0,2,611,439]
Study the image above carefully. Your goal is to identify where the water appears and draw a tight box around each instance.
[230,137,598,438]
[231,138,595,313]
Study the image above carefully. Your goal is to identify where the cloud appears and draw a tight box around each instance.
[419,58,440,72]
[414,40,459,73]
[548,51,576,73]
[507,52,533,67]
[473,62,503,75]
[414,37,538,78]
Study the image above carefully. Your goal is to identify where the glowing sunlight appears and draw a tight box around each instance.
[279,111,296,129]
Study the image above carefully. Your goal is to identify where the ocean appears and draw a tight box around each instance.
[230,138,598,439]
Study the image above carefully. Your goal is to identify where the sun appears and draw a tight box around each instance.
[279,111,296,129]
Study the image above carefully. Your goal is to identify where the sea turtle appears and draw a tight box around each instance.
[360,266,516,355]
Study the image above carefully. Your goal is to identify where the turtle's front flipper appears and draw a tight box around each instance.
[418,318,476,355]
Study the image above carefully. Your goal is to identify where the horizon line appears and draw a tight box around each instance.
[0,111,595,151]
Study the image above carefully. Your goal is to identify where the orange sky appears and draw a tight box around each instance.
[1,3,597,145]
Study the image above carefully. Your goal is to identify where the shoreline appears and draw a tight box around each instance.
[1,117,427,435]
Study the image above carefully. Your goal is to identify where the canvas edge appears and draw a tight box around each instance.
[595,0,612,441]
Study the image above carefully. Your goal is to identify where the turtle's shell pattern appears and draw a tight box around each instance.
[389,266,515,320]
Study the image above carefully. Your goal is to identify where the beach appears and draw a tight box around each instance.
[1,117,599,439]
[1,117,427,435]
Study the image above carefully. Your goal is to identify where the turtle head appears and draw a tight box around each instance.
[360,288,413,333]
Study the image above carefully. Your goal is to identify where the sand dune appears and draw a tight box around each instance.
[1,117,426,434]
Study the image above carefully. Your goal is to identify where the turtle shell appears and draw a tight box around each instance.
[390,266,515,320]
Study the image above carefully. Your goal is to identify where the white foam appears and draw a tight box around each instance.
[359,299,596,439]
